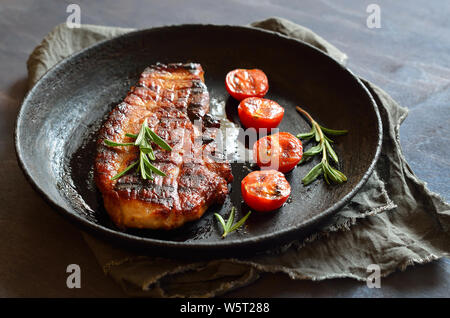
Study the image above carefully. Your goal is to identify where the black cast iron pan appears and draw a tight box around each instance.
[15,24,382,258]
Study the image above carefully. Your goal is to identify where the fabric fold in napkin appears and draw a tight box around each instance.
[27,17,450,297]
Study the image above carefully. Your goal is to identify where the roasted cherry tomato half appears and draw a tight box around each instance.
[238,97,284,130]
[253,132,303,173]
[225,69,269,101]
[241,170,291,212]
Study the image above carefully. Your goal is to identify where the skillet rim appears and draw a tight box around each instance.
[14,23,383,256]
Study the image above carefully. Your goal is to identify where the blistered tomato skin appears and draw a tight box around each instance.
[238,97,285,130]
[225,69,269,101]
[253,132,303,173]
[241,170,291,212]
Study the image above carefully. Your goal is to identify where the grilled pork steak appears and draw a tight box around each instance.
[94,63,233,229]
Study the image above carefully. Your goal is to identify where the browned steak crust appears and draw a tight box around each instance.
[94,63,233,229]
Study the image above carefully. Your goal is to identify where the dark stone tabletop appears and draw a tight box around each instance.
[0,0,448,297]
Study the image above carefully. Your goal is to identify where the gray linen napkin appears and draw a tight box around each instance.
[27,17,450,297]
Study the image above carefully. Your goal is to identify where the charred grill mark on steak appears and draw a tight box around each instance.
[94,63,233,229]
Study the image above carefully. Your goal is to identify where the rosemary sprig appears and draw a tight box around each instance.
[104,118,172,180]
[296,106,348,186]
[215,207,252,238]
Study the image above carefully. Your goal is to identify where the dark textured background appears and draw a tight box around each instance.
[0,0,448,297]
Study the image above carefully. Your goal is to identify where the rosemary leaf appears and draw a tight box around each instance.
[225,207,235,230]
[302,144,323,157]
[329,165,347,183]
[146,127,172,151]
[104,140,135,147]
[323,168,331,184]
[319,125,348,136]
[229,211,252,233]
[296,132,314,140]
[302,162,323,185]
[142,155,166,177]
[134,118,148,146]
[139,152,147,180]
[104,118,171,181]
[297,126,315,140]
[324,134,334,143]
[314,129,321,142]
[322,162,339,183]
[296,106,348,186]
[324,139,339,164]
[111,161,138,180]
[140,138,155,160]
[214,213,227,230]
[215,207,252,238]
